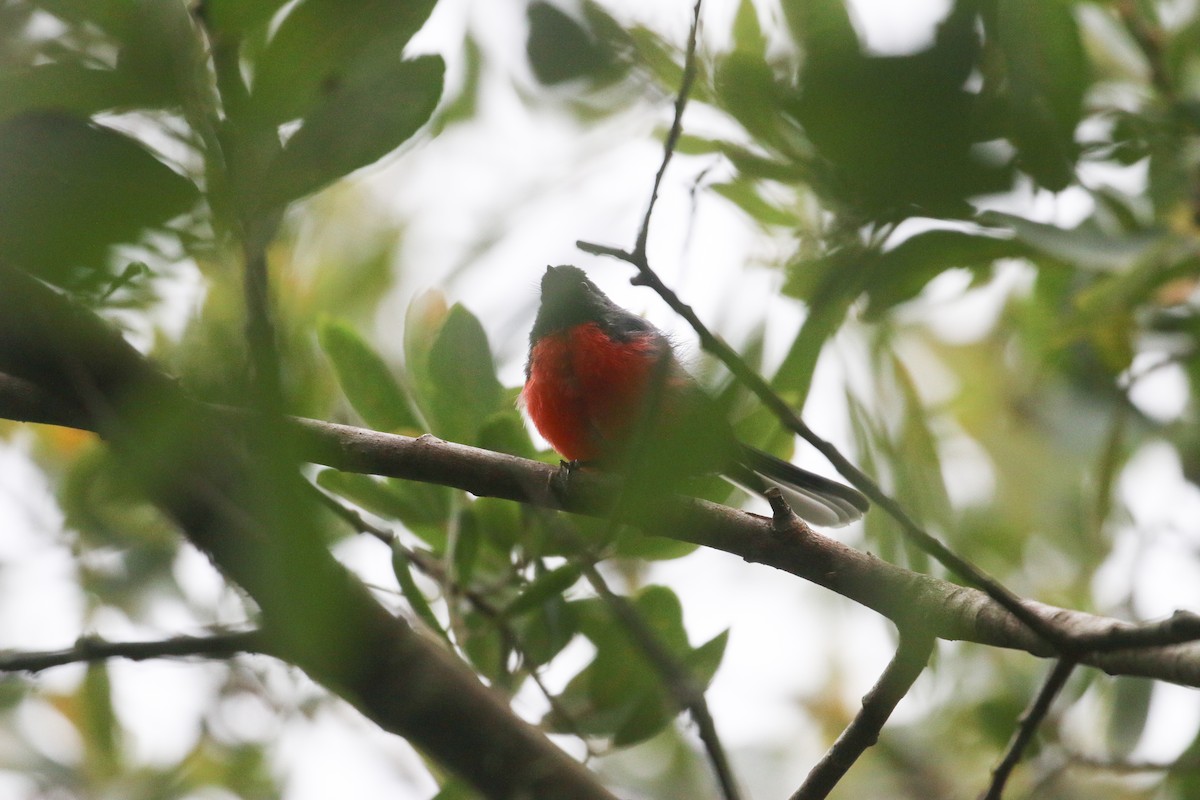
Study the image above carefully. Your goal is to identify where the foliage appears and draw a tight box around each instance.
[0,0,1199,798]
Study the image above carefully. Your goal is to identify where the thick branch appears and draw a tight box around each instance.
[6,373,1200,686]
[0,264,617,800]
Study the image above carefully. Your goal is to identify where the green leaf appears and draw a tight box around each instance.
[1107,677,1153,759]
[0,113,197,286]
[314,469,450,549]
[318,318,421,432]
[476,408,538,460]
[526,2,613,85]
[0,66,155,122]
[391,545,447,640]
[862,229,1029,318]
[505,563,583,617]
[992,0,1088,190]
[80,663,122,779]
[264,55,443,205]
[686,629,730,688]
[203,0,290,38]
[511,595,578,667]
[251,0,437,124]
[979,211,1172,272]
[116,0,204,109]
[776,248,863,400]
[425,304,505,445]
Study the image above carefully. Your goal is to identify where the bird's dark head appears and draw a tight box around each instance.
[532,265,612,338]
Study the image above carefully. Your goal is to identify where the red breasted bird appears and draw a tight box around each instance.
[522,265,868,526]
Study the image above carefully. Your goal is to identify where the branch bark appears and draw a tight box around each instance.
[5,368,1200,687]
[0,264,617,800]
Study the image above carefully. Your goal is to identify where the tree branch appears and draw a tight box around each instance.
[980,658,1077,800]
[0,630,264,673]
[0,263,618,800]
[5,372,1200,686]
[581,562,742,800]
[789,630,935,800]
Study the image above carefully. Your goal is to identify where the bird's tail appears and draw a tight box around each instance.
[730,445,869,528]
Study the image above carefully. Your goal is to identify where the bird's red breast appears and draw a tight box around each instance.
[523,321,664,462]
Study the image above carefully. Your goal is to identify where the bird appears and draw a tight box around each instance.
[522,264,868,527]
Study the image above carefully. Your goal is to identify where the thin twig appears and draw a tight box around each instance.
[580,234,1067,651]
[632,0,704,264]
[0,630,264,673]
[790,633,935,800]
[979,658,1077,800]
[312,486,599,754]
[580,562,743,800]
[572,0,1069,655]
[764,493,935,800]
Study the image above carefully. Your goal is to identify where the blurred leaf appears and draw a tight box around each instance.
[476,407,538,459]
[251,0,437,124]
[1107,677,1153,759]
[425,304,505,445]
[0,65,155,121]
[527,2,613,84]
[116,0,204,110]
[979,211,1173,272]
[776,247,865,400]
[80,663,122,780]
[784,0,1005,215]
[609,531,699,561]
[318,318,421,432]
[0,113,197,286]
[391,545,447,639]
[463,608,509,684]
[732,0,766,58]
[862,229,1029,317]
[549,586,721,744]
[710,180,795,227]
[404,288,450,404]
[264,55,443,206]
[512,594,578,667]
[890,351,953,531]
[453,509,482,584]
[472,496,524,552]
[431,779,481,800]
[203,0,290,38]
[990,0,1087,190]
[315,469,450,549]
[505,563,583,617]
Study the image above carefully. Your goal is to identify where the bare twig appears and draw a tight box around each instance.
[580,562,742,800]
[0,630,264,673]
[765,491,935,799]
[979,658,1077,800]
[789,632,935,800]
[632,0,704,263]
[312,487,599,755]
[573,0,1070,656]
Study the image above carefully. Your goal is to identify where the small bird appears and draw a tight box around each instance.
[522,265,868,526]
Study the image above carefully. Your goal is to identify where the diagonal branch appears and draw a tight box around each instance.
[571,0,1066,656]
[980,658,1077,800]
[5,372,1200,685]
[581,562,742,800]
[789,631,935,800]
[0,263,618,800]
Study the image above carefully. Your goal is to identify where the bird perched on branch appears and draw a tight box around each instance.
[522,264,868,527]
